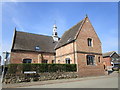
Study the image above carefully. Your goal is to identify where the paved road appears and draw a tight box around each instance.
[3,71,118,88]
[21,76,118,88]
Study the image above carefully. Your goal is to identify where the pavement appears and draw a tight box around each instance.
[2,71,119,88]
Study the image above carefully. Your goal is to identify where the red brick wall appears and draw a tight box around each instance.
[76,53,105,77]
[75,17,105,76]
[76,17,102,53]
[56,42,75,64]
[10,51,55,64]
[103,57,112,67]
[56,17,105,77]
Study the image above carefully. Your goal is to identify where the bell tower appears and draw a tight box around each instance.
[52,24,59,41]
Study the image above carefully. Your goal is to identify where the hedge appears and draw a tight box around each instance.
[7,64,77,74]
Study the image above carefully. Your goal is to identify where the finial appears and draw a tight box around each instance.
[53,20,57,29]
[54,20,56,25]
[15,27,16,31]
[86,14,88,18]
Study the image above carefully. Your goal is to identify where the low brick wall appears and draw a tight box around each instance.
[3,72,78,84]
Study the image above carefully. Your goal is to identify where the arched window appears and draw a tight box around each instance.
[98,57,100,63]
[23,59,32,63]
[87,38,92,46]
[58,60,60,64]
[42,60,48,64]
[52,60,55,64]
[65,58,70,64]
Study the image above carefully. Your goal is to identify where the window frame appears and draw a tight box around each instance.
[23,58,32,64]
[87,38,92,47]
[58,60,60,64]
[42,60,48,64]
[35,46,40,51]
[65,58,71,64]
[86,55,95,65]
[52,60,55,64]
[98,57,100,63]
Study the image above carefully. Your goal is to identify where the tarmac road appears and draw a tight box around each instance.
[2,71,119,88]
[22,76,118,88]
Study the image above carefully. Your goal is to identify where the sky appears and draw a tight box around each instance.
[1,2,118,58]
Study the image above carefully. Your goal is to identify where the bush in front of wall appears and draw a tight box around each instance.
[7,63,77,74]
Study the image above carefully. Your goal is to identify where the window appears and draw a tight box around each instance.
[42,60,48,64]
[98,57,100,63]
[65,58,70,64]
[86,55,95,65]
[35,46,40,51]
[52,60,55,64]
[23,59,32,63]
[87,38,92,46]
[58,60,60,64]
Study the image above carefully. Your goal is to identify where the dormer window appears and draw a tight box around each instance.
[35,46,40,51]
[87,38,92,46]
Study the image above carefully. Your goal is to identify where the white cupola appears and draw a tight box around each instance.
[52,24,59,41]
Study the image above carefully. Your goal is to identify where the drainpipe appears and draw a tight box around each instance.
[73,41,79,72]
[73,42,76,64]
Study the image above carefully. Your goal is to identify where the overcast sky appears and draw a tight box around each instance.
[2,2,118,55]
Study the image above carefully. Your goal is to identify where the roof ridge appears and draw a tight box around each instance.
[60,19,84,40]
[16,30,52,38]
[103,51,115,54]
[74,17,87,40]
[66,20,84,32]
[55,18,85,49]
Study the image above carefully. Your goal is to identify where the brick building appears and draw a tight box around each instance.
[102,51,120,70]
[10,15,105,76]
[10,27,59,64]
[55,16,105,77]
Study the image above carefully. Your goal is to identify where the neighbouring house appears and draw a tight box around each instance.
[102,51,120,70]
[10,15,105,77]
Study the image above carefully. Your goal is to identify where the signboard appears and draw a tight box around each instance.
[2,52,10,59]
[24,71,36,74]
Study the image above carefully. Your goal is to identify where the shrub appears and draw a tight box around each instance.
[7,63,77,74]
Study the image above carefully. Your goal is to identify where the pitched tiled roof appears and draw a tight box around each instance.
[55,18,85,49]
[103,51,116,58]
[12,31,57,53]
